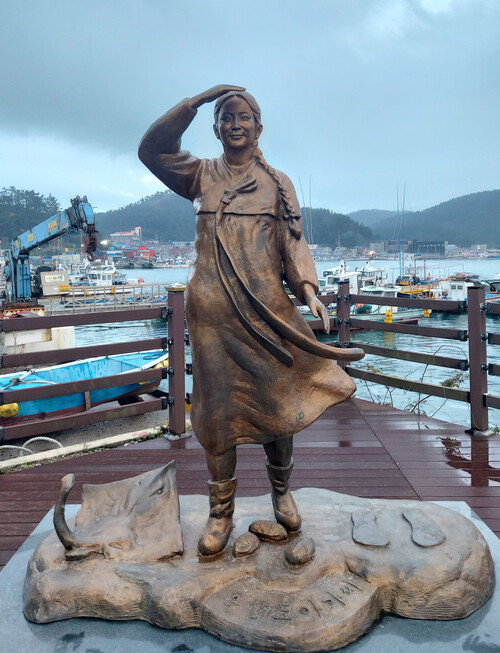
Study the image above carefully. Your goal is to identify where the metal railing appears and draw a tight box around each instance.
[40,282,173,314]
[2,280,499,442]
[320,280,499,435]
[0,289,186,442]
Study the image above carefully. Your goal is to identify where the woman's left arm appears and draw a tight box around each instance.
[277,174,330,331]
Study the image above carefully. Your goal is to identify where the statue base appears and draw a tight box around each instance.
[23,489,495,652]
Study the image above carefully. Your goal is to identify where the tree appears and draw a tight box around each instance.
[0,187,61,243]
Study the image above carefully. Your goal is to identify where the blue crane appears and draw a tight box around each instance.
[3,196,97,306]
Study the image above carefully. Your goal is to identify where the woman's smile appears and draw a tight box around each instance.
[215,96,261,151]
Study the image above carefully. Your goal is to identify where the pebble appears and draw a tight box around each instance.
[249,520,288,542]
[232,532,260,557]
[285,537,315,565]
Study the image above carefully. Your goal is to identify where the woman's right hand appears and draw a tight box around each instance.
[188,84,245,110]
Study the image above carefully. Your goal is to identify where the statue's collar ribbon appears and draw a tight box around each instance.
[214,181,364,366]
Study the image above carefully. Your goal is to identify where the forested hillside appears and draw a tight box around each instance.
[2,186,498,249]
[304,208,373,247]
[356,190,500,247]
[97,191,373,247]
[0,187,372,249]
[0,187,60,244]
[97,191,196,242]
[348,209,400,227]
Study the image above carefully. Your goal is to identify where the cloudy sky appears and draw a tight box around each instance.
[1,0,499,215]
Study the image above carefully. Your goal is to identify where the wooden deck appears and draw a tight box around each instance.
[1,397,500,571]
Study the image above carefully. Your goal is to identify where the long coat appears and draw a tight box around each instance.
[141,100,356,456]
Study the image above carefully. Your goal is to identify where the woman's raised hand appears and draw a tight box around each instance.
[188,85,246,110]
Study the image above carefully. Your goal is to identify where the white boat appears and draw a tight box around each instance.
[302,278,425,325]
[68,263,129,287]
[437,274,490,302]
[319,261,387,296]
[353,284,428,322]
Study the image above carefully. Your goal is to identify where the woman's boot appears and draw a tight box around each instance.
[198,477,237,556]
[266,458,302,532]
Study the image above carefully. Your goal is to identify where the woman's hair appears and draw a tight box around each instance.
[214,90,261,125]
[214,91,302,239]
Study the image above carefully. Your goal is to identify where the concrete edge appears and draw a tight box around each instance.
[0,427,157,471]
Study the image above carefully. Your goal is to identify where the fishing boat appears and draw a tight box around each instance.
[0,350,169,425]
[302,283,426,328]
[31,262,137,299]
[353,284,429,322]
[319,261,386,296]
[69,263,129,287]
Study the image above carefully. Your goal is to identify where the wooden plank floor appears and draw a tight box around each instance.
[1,397,499,570]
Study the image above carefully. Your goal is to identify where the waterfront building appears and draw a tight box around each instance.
[110,226,142,245]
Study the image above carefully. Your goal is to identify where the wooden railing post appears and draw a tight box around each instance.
[167,288,186,435]
[336,280,351,368]
[467,285,489,435]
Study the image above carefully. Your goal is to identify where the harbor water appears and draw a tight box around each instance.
[74,258,500,430]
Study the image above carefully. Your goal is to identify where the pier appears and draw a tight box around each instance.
[30,282,176,315]
[1,398,499,571]
[1,283,500,571]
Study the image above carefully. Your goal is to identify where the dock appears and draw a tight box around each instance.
[1,283,500,572]
[1,397,499,571]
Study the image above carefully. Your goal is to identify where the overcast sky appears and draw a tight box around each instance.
[1,0,499,215]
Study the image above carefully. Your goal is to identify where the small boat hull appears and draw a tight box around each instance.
[0,350,168,426]
[353,308,427,322]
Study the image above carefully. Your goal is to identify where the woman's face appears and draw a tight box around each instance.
[214,96,262,151]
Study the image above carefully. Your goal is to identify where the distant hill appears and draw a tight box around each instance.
[304,208,372,247]
[96,191,196,242]
[5,186,496,251]
[97,192,373,247]
[359,190,500,247]
[348,209,400,227]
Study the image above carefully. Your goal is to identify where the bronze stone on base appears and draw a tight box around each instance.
[24,477,495,653]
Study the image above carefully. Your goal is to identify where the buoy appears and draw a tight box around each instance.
[0,403,19,418]
[138,277,145,284]
[138,358,169,386]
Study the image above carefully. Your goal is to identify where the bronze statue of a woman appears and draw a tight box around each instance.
[139,84,363,557]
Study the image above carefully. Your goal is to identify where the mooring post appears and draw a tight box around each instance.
[467,284,489,435]
[336,280,351,369]
[167,288,186,435]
